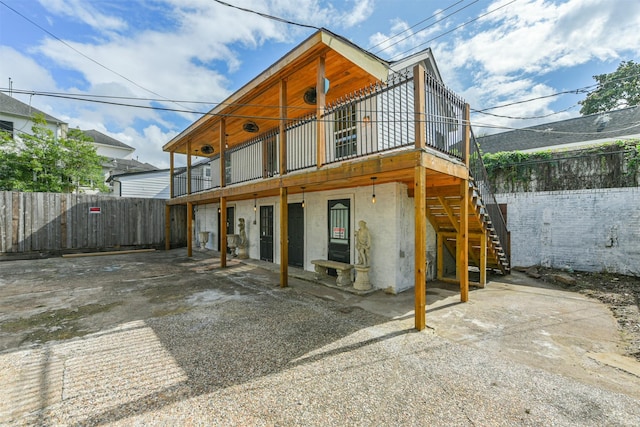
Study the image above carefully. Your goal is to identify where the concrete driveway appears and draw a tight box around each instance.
[1,249,639,426]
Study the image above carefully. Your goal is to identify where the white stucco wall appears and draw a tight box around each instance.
[193,182,438,293]
[496,188,640,276]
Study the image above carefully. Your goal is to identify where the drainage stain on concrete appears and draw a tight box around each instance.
[0,302,121,344]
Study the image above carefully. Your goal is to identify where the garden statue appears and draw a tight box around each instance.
[237,218,248,258]
[355,220,371,267]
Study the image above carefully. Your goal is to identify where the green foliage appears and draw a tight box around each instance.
[0,115,108,193]
[483,150,552,180]
[579,60,640,115]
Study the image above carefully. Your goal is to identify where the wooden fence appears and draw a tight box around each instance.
[0,192,187,255]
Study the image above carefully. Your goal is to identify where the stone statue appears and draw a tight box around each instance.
[237,218,248,258]
[355,220,371,267]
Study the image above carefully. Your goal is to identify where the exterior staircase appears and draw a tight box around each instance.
[425,131,511,277]
[426,179,510,275]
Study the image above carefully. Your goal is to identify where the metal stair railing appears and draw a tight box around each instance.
[467,128,510,267]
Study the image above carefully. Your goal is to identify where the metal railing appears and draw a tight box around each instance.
[468,128,510,264]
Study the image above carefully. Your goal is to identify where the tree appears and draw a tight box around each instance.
[579,60,640,115]
[0,115,108,193]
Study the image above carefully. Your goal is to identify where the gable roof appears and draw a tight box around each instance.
[0,92,65,124]
[163,28,440,156]
[478,106,640,154]
[82,129,135,150]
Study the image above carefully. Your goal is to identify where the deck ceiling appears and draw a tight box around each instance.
[163,31,389,157]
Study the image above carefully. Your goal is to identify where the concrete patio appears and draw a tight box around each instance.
[0,249,638,426]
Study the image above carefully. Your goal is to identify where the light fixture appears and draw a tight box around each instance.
[303,87,317,105]
[301,187,305,208]
[243,121,259,133]
[371,177,377,204]
[253,194,257,224]
[201,144,214,155]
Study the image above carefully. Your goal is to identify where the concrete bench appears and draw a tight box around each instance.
[311,259,354,287]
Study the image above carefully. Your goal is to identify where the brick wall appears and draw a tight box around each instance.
[496,188,640,276]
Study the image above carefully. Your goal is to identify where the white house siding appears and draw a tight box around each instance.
[193,182,437,293]
[95,144,134,160]
[115,171,170,199]
[0,113,66,140]
[496,188,640,276]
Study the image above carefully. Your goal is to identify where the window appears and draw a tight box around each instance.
[0,120,13,139]
[334,104,357,158]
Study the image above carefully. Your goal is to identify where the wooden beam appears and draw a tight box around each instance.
[279,79,288,176]
[186,139,192,195]
[437,232,444,281]
[219,119,226,188]
[414,64,426,150]
[479,228,487,288]
[280,187,288,287]
[164,204,171,251]
[316,55,326,169]
[187,201,193,257]
[414,165,427,331]
[420,151,468,179]
[220,198,227,268]
[437,196,460,234]
[463,103,470,168]
[457,181,469,302]
[169,151,174,198]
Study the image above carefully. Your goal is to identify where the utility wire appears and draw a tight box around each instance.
[372,0,480,56]
[388,0,520,61]
[0,0,191,112]
[368,0,471,51]
[211,0,319,29]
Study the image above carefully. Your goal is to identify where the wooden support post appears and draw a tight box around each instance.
[479,228,487,288]
[437,232,444,280]
[414,165,427,331]
[219,119,226,188]
[169,151,174,198]
[458,181,469,302]
[186,139,192,195]
[187,202,193,257]
[220,198,227,268]
[463,103,470,168]
[280,187,288,288]
[279,79,287,176]
[316,55,326,169]
[413,64,426,150]
[164,204,171,251]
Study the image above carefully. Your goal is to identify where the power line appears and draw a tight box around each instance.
[372,0,481,56]
[388,0,520,61]
[0,0,188,111]
[211,0,319,30]
[368,0,472,52]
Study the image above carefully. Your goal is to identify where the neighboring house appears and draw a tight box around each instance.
[107,169,171,199]
[0,92,68,141]
[81,129,158,184]
[477,105,640,154]
[162,29,510,330]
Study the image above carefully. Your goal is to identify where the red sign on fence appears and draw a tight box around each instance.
[89,207,101,214]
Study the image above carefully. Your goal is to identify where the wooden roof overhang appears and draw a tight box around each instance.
[166,148,469,206]
[163,29,390,157]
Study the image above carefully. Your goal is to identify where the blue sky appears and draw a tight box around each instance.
[1,0,638,167]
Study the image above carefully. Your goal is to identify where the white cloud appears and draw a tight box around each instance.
[38,0,128,32]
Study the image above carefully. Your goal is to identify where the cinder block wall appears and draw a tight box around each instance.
[496,187,640,276]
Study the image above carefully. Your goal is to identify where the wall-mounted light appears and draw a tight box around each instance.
[253,194,257,224]
[301,187,305,208]
[371,177,377,204]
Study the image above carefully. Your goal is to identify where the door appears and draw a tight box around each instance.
[328,199,350,265]
[260,205,274,262]
[217,206,235,252]
[288,203,304,267]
